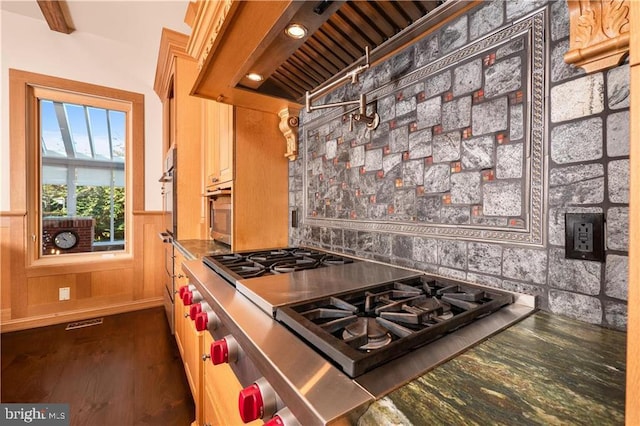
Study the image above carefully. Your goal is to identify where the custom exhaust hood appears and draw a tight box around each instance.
[185,0,478,115]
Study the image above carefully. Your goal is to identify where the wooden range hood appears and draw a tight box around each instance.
[185,0,477,116]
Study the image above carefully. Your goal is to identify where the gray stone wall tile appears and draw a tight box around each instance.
[396,97,417,118]
[403,159,424,187]
[605,254,628,301]
[550,39,585,83]
[550,117,603,164]
[604,300,627,329]
[606,110,630,157]
[607,207,629,251]
[378,95,396,122]
[383,153,402,175]
[608,159,629,204]
[408,128,432,158]
[466,272,503,288]
[417,96,442,129]
[433,131,461,162]
[506,0,548,21]
[424,164,451,193]
[350,145,365,168]
[425,71,452,98]
[548,177,604,207]
[392,235,414,260]
[468,242,502,275]
[502,247,547,284]
[462,136,494,170]
[330,228,343,248]
[607,64,629,109]
[390,127,409,153]
[470,0,504,40]
[442,96,472,132]
[440,15,468,54]
[549,290,602,325]
[510,104,524,141]
[496,143,523,179]
[550,0,569,41]
[438,239,468,270]
[548,248,601,295]
[453,59,483,97]
[484,56,522,98]
[471,97,508,135]
[416,196,442,223]
[365,149,383,171]
[413,236,438,264]
[496,38,525,59]
[550,73,604,123]
[483,181,522,216]
[415,35,440,69]
[438,266,467,280]
[547,207,603,247]
[450,171,482,204]
[440,206,471,224]
[326,139,337,159]
[549,163,604,187]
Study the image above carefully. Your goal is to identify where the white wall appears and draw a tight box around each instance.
[0,3,190,211]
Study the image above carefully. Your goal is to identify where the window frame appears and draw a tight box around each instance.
[9,69,145,267]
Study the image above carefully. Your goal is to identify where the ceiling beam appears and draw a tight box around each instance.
[36,0,74,34]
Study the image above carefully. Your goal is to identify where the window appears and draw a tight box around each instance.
[9,69,144,264]
[40,98,127,255]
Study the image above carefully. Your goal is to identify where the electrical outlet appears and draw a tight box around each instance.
[565,213,605,262]
[291,209,298,228]
[59,287,70,301]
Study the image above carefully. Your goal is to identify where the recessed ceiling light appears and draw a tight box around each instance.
[285,23,307,39]
[246,73,264,82]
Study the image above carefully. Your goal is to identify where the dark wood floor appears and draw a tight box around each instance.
[1,308,195,425]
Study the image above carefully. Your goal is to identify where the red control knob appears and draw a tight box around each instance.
[264,415,284,426]
[238,383,264,423]
[195,309,219,332]
[182,289,201,306]
[238,378,277,423]
[210,339,229,364]
[178,285,192,299]
[189,303,202,320]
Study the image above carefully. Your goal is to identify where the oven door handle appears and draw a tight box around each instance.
[206,188,232,197]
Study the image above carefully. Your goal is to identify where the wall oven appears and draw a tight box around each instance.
[208,189,232,247]
[159,147,177,334]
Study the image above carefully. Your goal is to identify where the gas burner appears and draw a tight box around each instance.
[247,250,294,263]
[342,317,393,351]
[321,254,355,266]
[276,276,515,377]
[213,253,246,265]
[228,264,266,278]
[271,258,320,273]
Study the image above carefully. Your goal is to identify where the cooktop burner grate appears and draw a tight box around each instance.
[275,276,514,378]
[202,247,356,284]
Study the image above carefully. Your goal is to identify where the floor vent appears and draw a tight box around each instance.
[65,318,104,330]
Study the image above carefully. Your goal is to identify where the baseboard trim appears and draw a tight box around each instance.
[0,298,163,333]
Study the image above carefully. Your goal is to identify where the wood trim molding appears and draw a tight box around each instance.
[36,0,74,34]
[153,28,192,100]
[0,298,162,333]
[278,108,299,161]
[564,0,630,73]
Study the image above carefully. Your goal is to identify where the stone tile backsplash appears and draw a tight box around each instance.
[289,1,629,330]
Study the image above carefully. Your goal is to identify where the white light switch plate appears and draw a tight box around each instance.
[59,287,70,301]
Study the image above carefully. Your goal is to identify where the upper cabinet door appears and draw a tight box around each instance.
[217,103,234,186]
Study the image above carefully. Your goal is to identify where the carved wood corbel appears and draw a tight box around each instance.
[278,108,299,161]
[564,0,630,73]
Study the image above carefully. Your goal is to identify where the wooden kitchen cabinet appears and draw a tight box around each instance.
[203,100,289,251]
[175,293,203,425]
[154,28,206,240]
[204,101,233,190]
[202,332,261,426]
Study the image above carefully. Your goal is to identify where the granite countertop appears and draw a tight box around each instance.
[174,239,231,260]
[358,311,626,425]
